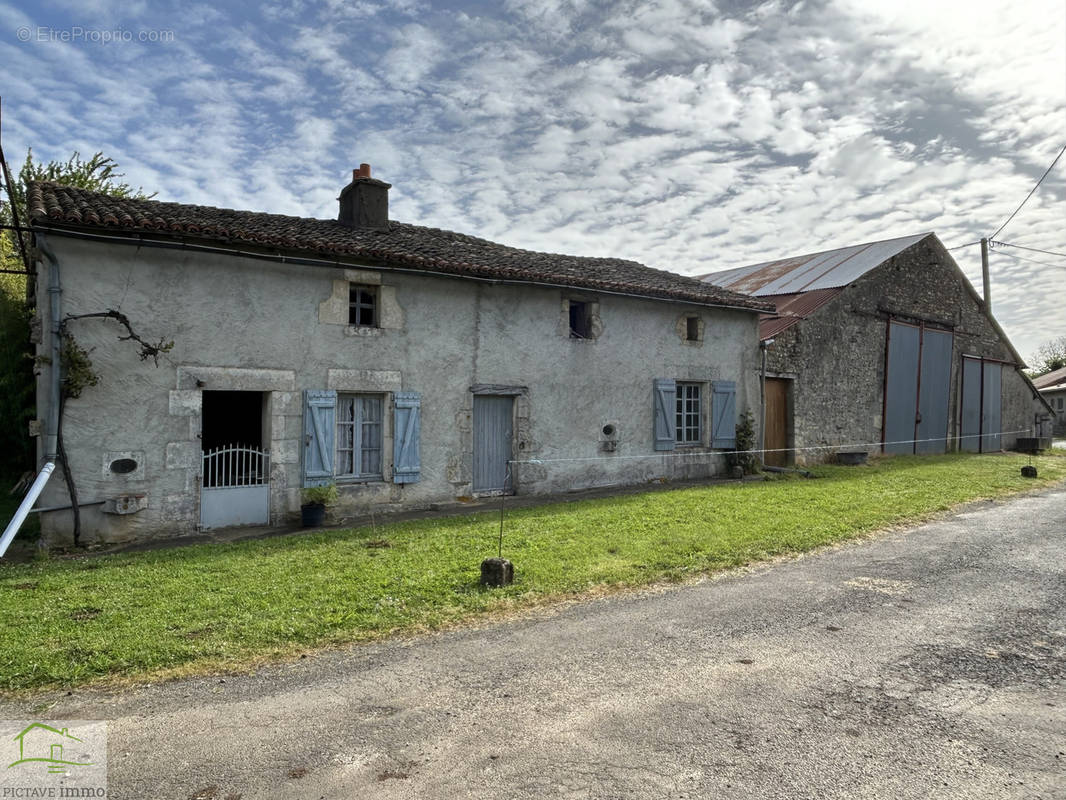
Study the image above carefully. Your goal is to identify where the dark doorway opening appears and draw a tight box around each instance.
[201,391,265,452]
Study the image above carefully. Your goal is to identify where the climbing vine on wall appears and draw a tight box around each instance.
[52,309,174,546]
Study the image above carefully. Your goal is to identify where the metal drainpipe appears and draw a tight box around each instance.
[759,340,768,468]
[0,235,64,557]
[37,234,62,460]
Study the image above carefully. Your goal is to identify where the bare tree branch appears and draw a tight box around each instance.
[62,309,174,365]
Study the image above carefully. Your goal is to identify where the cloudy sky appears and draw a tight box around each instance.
[2,0,1063,359]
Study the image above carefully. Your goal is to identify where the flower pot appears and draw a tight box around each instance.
[301,502,326,528]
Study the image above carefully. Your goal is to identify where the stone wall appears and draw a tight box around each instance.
[764,234,1040,463]
[33,236,761,544]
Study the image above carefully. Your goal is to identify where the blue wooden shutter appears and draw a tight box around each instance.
[303,389,337,487]
[393,391,421,484]
[711,380,737,449]
[654,379,676,451]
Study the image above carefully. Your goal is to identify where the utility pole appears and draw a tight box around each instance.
[981,237,991,314]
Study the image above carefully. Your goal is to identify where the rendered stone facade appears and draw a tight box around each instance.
[32,236,761,545]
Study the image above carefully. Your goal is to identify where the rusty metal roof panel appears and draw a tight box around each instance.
[756,288,843,340]
[703,232,931,296]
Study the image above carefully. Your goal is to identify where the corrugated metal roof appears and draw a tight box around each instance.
[702,232,932,296]
[758,288,843,340]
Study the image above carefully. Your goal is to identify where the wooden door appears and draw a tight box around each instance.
[764,378,789,467]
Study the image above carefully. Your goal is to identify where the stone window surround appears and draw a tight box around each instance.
[328,369,402,485]
[319,268,404,332]
[559,295,603,341]
[677,313,705,345]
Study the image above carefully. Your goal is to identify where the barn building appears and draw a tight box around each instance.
[702,233,1049,464]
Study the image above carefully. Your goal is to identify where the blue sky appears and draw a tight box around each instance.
[2,0,1063,359]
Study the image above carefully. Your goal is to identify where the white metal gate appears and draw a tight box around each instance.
[200,445,270,529]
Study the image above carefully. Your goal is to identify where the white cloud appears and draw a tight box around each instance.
[3,0,1063,356]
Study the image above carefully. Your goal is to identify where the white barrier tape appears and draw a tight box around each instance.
[506,429,1036,466]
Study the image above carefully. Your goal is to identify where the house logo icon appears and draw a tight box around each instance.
[7,723,94,774]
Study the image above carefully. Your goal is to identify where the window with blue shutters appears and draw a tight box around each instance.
[304,389,422,486]
[711,380,737,449]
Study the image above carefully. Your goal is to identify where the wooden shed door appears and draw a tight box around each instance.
[764,378,790,467]
[473,395,514,494]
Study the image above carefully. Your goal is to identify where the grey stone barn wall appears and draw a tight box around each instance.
[764,234,1036,463]
[33,235,760,546]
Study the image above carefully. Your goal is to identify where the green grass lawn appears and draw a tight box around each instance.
[1,451,1064,693]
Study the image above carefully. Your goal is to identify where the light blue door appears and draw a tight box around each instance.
[473,395,514,494]
[884,322,920,454]
[915,329,953,454]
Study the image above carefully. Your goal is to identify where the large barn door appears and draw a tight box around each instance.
[884,322,921,454]
[885,321,954,455]
[960,356,1002,453]
[915,328,953,454]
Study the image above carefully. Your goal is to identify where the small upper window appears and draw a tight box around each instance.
[685,316,700,342]
[349,285,378,327]
[569,300,591,339]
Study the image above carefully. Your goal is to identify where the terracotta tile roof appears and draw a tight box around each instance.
[1033,365,1066,390]
[28,182,771,312]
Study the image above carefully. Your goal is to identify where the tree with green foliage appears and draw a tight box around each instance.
[0,150,152,480]
[1029,335,1066,377]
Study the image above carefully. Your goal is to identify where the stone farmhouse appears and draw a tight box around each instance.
[27,166,770,545]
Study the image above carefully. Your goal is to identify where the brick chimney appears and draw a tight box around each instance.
[338,163,391,230]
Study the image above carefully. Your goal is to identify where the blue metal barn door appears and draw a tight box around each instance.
[884,322,920,454]
[960,357,982,452]
[473,395,514,494]
[960,357,1002,452]
[915,328,953,454]
[981,362,1002,452]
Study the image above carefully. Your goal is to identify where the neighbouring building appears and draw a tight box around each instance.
[701,232,1051,465]
[26,166,771,545]
[1033,366,1066,435]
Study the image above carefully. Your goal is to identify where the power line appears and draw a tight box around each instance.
[993,249,1066,271]
[991,240,1066,259]
[990,143,1066,241]
[947,240,982,251]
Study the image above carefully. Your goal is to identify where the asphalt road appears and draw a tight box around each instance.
[4,487,1065,799]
